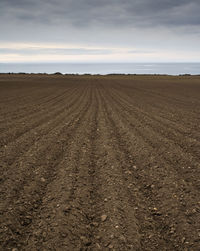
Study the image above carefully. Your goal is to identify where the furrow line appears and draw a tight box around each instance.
[106,85,200,182]
[0,86,78,138]
[111,85,200,142]
[0,85,89,190]
[100,84,200,250]
[0,85,92,250]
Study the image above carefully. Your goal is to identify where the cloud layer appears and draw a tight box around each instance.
[0,0,200,62]
[1,0,200,27]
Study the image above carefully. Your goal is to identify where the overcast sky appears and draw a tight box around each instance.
[0,0,200,63]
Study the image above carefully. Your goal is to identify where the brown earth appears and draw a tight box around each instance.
[0,74,200,251]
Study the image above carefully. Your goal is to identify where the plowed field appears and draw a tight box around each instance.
[0,74,200,251]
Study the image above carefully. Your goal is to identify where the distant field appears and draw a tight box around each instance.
[0,74,200,250]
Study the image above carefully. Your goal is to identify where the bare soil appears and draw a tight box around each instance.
[0,74,200,251]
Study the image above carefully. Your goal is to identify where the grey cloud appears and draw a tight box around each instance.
[1,0,200,28]
[0,0,200,63]
[0,47,113,55]
[128,50,154,54]
[0,47,154,56]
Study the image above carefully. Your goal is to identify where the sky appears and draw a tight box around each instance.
[0,0,200,63]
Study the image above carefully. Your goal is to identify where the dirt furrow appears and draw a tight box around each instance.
[105,84,200,185]
[0,86,92,250]
[0,85,89,201]
[0,86,79,145]
[99,83,200,250]
[109,81,200,142]
[23,85,102,250]
[114,80,200,129]
[0,77,83,122]
[99,85,172,250]
[0,85,88,183]
[0,86,74,126]
[0,74,199,251]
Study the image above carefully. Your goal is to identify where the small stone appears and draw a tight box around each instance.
[80,236,91,246]
[61,233,67,238]
[101,214,107,222]
[91,222,99,227]
[128,244,134,248]
[182,237,186,243]
[119,235,126,242]
[170,228,175,234]
[42,232,47,238]
[41,177,45,182]
[108,244,114,249]
[63,206,71,213]
[96,243,101,249]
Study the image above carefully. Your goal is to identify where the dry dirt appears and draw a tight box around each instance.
[0,74,200,251]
